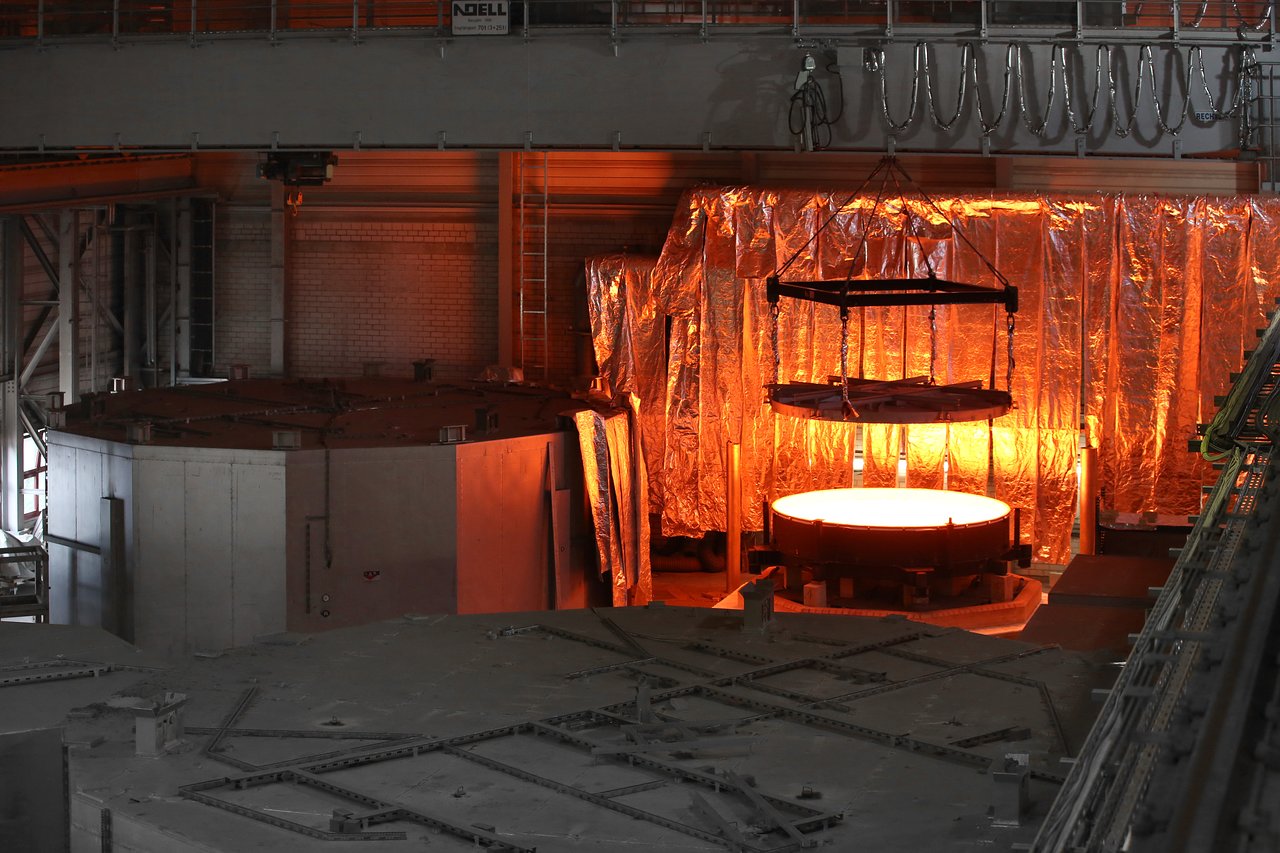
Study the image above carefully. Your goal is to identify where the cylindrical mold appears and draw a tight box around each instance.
[771,487,1012,579]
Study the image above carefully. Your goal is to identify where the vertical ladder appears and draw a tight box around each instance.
[189,198,216,377]
[1261,61,1280,193]
[518,153,549,382]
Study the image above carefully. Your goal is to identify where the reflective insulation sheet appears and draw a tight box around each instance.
[585,254,665,512]
[570,406,652,606]
[588,189,1280,565]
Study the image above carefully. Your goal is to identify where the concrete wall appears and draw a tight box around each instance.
[71,794,221,853]
[46,433,134,634]
[0,728,66,853]
[46,432,287,657]
[131,446,286,656]
[49,427,576,651]
[284,445,459,632]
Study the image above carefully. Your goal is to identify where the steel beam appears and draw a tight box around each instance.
[19,321,57,388]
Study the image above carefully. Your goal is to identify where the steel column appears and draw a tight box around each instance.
[144,221,157,382]
[726,440,742,592]
[122,212,141,380]
[58,210,79,404]
[175,198,192,378]
[497,153,514,369]
[269,184,287,376]
[1,218,23,532]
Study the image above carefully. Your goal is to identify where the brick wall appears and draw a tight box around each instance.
[517,213,669,382]
[215,208,272,375]
[288,216,498,382]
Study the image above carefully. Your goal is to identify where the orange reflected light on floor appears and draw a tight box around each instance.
[771,487,1011,529]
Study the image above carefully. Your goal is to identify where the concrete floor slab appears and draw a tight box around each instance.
[2,606,1115,852]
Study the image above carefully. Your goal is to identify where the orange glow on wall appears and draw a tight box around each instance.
[772,487,1010,529]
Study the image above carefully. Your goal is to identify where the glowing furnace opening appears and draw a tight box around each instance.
[772,487,1011,530]
[756,487,1036,627]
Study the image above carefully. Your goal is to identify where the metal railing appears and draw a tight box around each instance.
[0,0,1273,43]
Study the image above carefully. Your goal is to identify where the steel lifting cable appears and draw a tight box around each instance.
[773,157,893,282]
[769,157,895,387]
[892,158,1010,289]
[929,303,939,385]
[842,164,894,283]
[886,169,943,384]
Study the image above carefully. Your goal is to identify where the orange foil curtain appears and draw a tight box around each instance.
[586,190,1280,565]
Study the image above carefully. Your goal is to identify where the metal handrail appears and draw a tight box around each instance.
[0,0,1273,44]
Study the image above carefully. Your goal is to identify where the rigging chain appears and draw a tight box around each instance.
[1006,311,1016,393]
[840,305,852,413]
[770,300,781,388]
[929,303,938,385]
